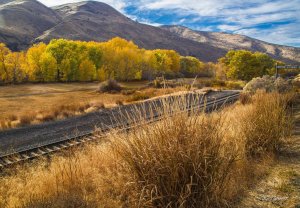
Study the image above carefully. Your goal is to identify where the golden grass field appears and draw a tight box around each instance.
[0,91,294,207]
[0,81,186,130]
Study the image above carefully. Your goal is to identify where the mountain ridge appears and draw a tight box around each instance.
[0,0,299,63]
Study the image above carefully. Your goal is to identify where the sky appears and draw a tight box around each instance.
[38,0,300,47]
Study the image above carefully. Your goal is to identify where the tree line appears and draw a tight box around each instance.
[0,38,212,84]
[0,37,280,84]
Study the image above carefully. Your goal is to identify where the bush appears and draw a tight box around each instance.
[121,89,135,95]
[153,79,162,88]
[7,114,18,121]
[275,77,293,93]
[92,102,105,109]
[212,79,226,87]
[39,114,55,122]
[225,80,245,89]
[239,93,252,105]
[19,114,35,126]
[243,75,292,93]
[240,92,293,157]
[115,100,124,106]
[113,102,239,207]
[98,79,122,93]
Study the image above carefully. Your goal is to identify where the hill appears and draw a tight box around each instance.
[162,25,300,64]
[0,0,61,50]
[0,0,299,63]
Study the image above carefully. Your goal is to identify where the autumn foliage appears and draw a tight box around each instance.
[0,38,208,84]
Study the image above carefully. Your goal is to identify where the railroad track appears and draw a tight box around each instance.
[0,91,240,169]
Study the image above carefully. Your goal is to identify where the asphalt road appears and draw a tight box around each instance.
[0,90,238,157]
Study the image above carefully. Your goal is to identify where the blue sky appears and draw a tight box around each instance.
[38,0,300,47]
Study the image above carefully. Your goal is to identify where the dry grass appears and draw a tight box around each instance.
[0,91,293,208]
[0,83,184,130]
[240,91,293,157]
[239,93,252,105]
[113,111,240,207]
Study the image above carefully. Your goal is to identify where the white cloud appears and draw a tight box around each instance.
[36,0,300,46]
[235,22,300,46]
[218,25,241,31]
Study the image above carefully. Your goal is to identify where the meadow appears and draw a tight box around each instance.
[0,81,189,130]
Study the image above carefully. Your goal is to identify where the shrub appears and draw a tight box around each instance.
[243,75,292,93]
[239,93,252,105]
[274,77,293,93]
[91,102,105,110]
[153,79,162,88]
[115,100,124,106]
[98,79,122,93]
[226,80,245,89]
[39,114,55,122]
[0,121,8,129]
[212,79,226,87]
[240,92,293,157]
[113,103,240,207]
[292,75,300,89]
[127,92,151,102]
[19,114,35,126]
[184,84,191,90]
[7,114,18,121]
[121,89,135,95]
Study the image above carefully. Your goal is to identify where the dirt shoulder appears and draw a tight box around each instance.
[240,96,300,208]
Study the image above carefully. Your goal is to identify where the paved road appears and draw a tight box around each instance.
[0,90,238,156]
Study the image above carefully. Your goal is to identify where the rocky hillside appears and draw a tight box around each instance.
[0,0,299,63]
[0,0,61,50]
[162,25,300,64]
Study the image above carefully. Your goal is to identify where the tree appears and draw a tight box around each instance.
[25,43,46,81]
[79,59,96,81]
[0,43,11,83]
[6,52,26,83]
[39,53,57,82]
[0,37,206,84]
[219,50,275,81]
[180,56,206,77]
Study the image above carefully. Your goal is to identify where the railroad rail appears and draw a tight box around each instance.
[0,91,240,168]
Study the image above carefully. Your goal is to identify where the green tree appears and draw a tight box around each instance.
[180,56,206,77]
[39,53,57,81]
[220,50,275,81]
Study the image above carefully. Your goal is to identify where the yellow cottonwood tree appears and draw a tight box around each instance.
[79,59,96,81]
[0,43,11,83]
[26,43,46,81]
[39,53,57,82]
[6,52,26,83]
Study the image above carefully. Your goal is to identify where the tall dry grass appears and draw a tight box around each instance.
[0,91,293,208]
[240,91,293,157]
[113,111,240,207]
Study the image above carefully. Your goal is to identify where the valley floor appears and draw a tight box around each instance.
[240,95,300,208]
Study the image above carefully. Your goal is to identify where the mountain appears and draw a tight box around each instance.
[162,25,300,64]
[36,1,225,62]
[0,0,299,63]
[0,0,61,50]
